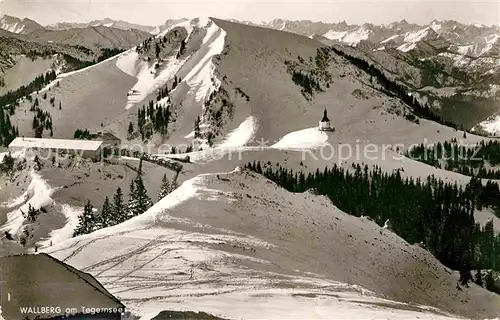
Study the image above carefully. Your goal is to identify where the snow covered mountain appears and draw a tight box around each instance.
[260,18,500,58]
[26,26,151,49]
[49,18,156,34]
[1,16,500,319]
[0,13,45,34]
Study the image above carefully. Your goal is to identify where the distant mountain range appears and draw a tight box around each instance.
[0,14,499,131]
[1,14,497,58]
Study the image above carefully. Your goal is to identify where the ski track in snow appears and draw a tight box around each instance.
[43,169,458,320]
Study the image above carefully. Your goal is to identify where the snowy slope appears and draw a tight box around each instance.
[115,18,221,110]
[0,14,45,34]
[0,171,55,236]
[322,26,371,45]
[182,20,226,103]
[37,204,82,247]
[43,169,468,319]
[271,127,329,149]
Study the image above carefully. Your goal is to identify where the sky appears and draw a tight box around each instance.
[0,0,498,27]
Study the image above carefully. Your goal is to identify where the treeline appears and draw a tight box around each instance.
[291,70,321,97]
[246,161,500,291]
[97,48,124,63]
[73,159,178,236]
[407,139,500,180]
[330,47,459,129]
[0,70,56,109]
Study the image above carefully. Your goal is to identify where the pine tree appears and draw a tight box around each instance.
[73,200,95,237]
[127,179,137,219]
[130,175,153,217]
[158,173,171,200]
[97,196,113,229]
[112,187,125,224]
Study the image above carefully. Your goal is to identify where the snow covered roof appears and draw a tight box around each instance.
[8,137,104,151]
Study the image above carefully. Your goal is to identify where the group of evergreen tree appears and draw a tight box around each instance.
[246,161,500,293]
[0,70,56,109]
[97,48,125,63]
[0,152,15,173]
[330,47,459,130]
[132,79,181,141]
[408,139,500,180]
[74,159,159,237]
[32,108,53,138]
[136,101,171,140]
[0,107,18,146]
[476,270,500,294]
[74,128,92,140]
[291,70,321,97]
[158,173,179,200]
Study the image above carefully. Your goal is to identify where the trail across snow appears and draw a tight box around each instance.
[43,169,459,320]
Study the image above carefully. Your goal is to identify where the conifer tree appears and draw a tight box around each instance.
[194,115,201,138]
[112,187,125,224]
[97,196,113,229]
[158,173,171,200]
[127,179,137,219]
[130,174,153,217]
[73,200,95,237]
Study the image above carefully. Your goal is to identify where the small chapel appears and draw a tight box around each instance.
[319,108,335,131]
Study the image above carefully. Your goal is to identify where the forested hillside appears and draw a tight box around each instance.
[247,161,500,294]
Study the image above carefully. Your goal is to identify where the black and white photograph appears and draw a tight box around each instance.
[0,0,499,319]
